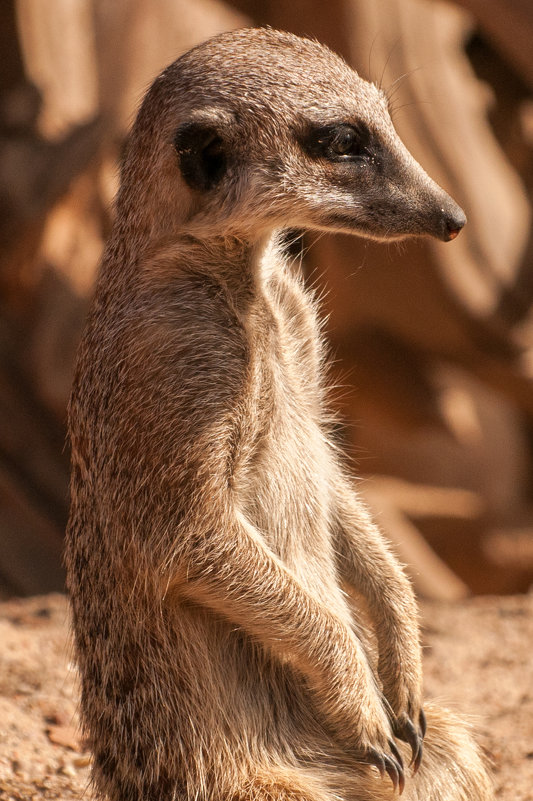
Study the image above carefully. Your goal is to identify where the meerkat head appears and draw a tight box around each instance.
[120,27,465,245]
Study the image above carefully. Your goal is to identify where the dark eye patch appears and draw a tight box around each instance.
[299,121,376,164]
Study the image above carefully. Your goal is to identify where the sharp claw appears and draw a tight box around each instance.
[419,708,427,739]
[385,756,405,795]
[412,739,423,775]
[383,754,402,793]
[398,765,406,795]
[367,748,386,779]
[388,738,404,769]
[367,747,405,794]
[394,717,419,766]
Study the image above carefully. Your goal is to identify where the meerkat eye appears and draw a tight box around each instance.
[329,126,358,156]
[301,122,373,163]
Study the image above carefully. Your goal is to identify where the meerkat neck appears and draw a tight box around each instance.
[132,229,283,305]
[85,228,286,325]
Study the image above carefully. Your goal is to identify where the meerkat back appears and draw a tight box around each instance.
[66,27,492,801]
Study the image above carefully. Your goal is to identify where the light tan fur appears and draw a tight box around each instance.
[65,28,492,801]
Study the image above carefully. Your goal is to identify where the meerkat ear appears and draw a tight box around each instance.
[174,122,227,191]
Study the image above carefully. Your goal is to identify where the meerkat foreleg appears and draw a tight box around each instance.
[331,477,424,767]
[176,509,404,789]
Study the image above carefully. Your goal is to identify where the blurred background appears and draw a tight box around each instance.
[1,0,533,600]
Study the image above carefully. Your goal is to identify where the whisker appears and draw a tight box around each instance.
[367,31,380,82]
[379,37,402,91]
[389,99,432,123]
[385,65,424,102]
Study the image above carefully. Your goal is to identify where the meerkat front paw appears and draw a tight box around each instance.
[392,708,426,773]
[380,675,425,772]
[340,693,406,792]
[360,739,406,794]
[313,657,406,791]
[376,644,425,771]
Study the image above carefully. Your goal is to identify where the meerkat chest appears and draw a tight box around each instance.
[235,276,337,590]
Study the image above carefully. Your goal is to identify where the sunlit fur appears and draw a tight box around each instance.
[65,28,490,801]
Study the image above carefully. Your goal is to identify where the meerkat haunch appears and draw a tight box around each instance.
[66,27,492,801]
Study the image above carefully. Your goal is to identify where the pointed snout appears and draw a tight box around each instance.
[393,140,467,243]
[437,199,467,242]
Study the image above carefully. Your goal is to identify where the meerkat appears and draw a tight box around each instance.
[65,27,492,801]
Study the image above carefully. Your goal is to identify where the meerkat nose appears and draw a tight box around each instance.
[440,203,467,242]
